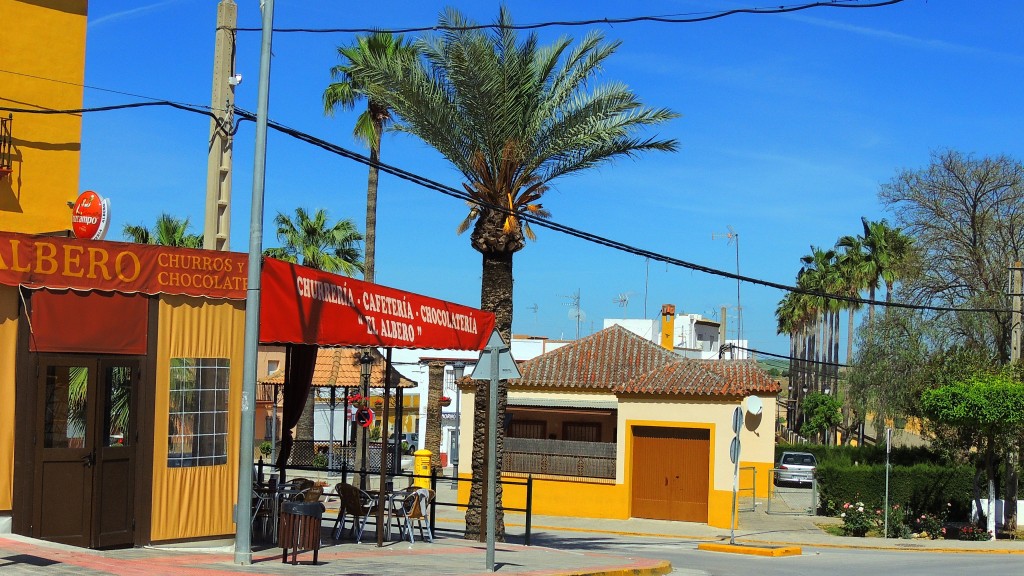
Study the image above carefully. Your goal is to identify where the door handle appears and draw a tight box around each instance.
[82,451,95,468]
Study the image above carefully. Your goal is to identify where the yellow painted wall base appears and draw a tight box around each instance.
[698,542,802,557]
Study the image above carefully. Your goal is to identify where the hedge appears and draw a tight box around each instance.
[815,462,974,521]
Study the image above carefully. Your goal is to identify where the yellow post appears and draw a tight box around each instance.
[413,449,432,488]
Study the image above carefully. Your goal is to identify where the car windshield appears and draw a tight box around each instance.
[782,453,816,466]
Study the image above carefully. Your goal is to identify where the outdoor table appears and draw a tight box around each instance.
[365,490,408,541]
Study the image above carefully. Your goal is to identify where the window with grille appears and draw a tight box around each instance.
[168,358,229,467]
[563,422,601,442]
[509,419,547,439]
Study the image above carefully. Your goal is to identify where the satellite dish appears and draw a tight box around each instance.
[745,395,763,416]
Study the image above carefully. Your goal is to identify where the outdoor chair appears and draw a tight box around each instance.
[279,501,325,565]
[331,482,380,543]
[395,486,434,543]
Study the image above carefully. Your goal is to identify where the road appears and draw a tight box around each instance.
[523,529,1021,576]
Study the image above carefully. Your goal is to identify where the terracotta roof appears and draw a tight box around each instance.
[616,358,780,396]
[258,347,415,389]
[511,325,681,390]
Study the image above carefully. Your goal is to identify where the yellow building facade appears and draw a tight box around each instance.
[0,0,88,235]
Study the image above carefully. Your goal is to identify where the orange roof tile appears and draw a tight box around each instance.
[258,347,415,389]
[512,325,781,397]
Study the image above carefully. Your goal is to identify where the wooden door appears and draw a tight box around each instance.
[32,356,138,548]
[631,426,710,523]
[92,359,138,548]
[33,360,96,547]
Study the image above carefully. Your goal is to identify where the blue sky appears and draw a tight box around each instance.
[78,0,1024,358]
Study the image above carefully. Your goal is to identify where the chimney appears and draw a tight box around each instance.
[659,304,675,350]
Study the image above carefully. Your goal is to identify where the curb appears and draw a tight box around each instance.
[697,542,801,557]
[547,559,673,576]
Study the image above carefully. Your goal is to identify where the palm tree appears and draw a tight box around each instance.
[122,213,203,247]
[266,207,364,445]
[352,7,678,539]
[267,207,364,276]
[324,32,417,284]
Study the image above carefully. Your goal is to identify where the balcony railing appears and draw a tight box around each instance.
[503,437,616,479]
[0,114,12,175]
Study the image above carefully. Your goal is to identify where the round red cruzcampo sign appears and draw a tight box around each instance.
[71,190,111,240]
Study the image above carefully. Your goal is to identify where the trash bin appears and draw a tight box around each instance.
[279,501,324,565]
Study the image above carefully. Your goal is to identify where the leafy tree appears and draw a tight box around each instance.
[122,213,203,247]
[880,150,1024,363]
[324,32,417,284]
[799,391,842,442]
[352,8,677,540]
[921,372,1024,539]
[265,207,364,445]
[848,308,935,438]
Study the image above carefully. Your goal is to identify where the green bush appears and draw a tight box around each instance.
[258,440,273,457]
[912,509,946,539]
[957,524,992,541]
[839,501,874,537]
[882,503,912,539]
[816,462,973,521]
[312,452,328,470]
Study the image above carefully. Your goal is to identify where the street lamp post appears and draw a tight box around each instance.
[451,362,465,488]
[358,352,373,489]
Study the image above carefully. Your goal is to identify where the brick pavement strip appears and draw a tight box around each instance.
[0,535,672,576]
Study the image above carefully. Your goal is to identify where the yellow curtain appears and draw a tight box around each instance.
[0,286,18,511]
[150,295,245,541]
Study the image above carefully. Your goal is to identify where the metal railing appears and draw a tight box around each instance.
[738,466,756,512]
[503,438,615,479]
[277,440,403,474]
[766,469,817,516]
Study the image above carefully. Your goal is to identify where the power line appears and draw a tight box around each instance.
[1,99,1009,318]
[228,0,906,34]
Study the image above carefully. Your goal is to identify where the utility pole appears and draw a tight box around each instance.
[204,0,238,251]
[1012,261,1022,364]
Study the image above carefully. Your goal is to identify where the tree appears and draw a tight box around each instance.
[122,213,203,247]
[324,32,417,284]
[353,7,678,539]
[921,372,1024,540]
[880,150,1024,363]
[265,207,364,445]
[799,391,842,442]
[847,308,934,438]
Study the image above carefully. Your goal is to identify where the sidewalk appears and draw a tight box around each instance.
[3,481,1023,576]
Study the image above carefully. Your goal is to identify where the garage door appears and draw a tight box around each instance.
[631,426,709,523]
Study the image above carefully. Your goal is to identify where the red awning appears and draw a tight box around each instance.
[258,257,494,351]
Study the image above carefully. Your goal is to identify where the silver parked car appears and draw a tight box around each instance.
[775,451,817,486]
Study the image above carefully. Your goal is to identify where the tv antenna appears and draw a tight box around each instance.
[712,225,742,345]
[527,303,539,323]
[612,291,635,318]
[562,289,586,339]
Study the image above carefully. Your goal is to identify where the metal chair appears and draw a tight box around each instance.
[331,482,379,543]
[397,486,434,543]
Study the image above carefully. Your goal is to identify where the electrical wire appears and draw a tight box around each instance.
[0,99,1010,317]
[228,0,907,34]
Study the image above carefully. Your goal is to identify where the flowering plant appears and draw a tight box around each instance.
[839,501,874,537]
[346,393,363,403]
[957,524,992,541]
[912,511,945,539]
[440,396,451,402]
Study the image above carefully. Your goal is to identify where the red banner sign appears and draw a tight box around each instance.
[259,257,495,351]
[0,231,248,298]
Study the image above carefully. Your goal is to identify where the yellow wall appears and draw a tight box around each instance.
[0,0,88,234]
[151,295,245,542]
[459,389,778,528]
[0,285,18,511]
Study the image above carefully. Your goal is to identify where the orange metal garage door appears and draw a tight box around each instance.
[631,426,709,523]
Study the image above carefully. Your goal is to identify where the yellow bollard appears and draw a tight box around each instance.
[413,449,432,489]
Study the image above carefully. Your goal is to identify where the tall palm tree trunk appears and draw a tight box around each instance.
[363,124,382,283]
[465,250,513,541]
[425,361,445,471]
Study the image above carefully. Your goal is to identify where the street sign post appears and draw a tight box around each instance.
[471,330,520,571]
[729,406,742,545]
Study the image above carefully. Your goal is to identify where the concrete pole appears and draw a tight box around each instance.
[1012,261,1022,364]
[205,0,237,251]
[234,0,274,565]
